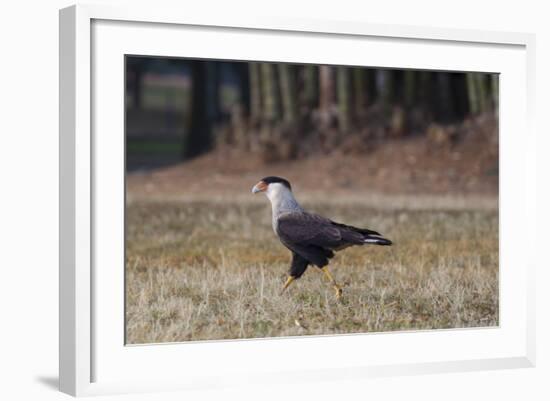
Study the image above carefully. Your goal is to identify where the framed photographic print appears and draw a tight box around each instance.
[59,4,536,396]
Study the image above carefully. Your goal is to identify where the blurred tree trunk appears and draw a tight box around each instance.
[223,62,250,149]
[205,62,220,124]
[337,66,352,133]
[376,70,393,107]
[476,74,488,114]
[352,68,368,117]
[450,73,470,120]
[249,63,263,122]
[319,65,335,126]
[235,62,251,116]
[260,63,280,122]
[183,61,211,159]
[418,71,432,108]
[301,65,318,110]
[466,72,479,115]
[404,70,415,107]
[130,62,144,109]
[491,74,499,113]
[278,64,298,124]
[365,69,377,106]
[436,72,453,121]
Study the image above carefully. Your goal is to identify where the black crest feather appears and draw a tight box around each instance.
[261,176,291,190]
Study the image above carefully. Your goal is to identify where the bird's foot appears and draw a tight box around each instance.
[334,285,343,299]
[280,276,296,295]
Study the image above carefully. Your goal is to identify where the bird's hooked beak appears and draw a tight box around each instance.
[252,180,268,194]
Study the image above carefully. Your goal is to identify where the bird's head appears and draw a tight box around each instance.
[252,176,292,197]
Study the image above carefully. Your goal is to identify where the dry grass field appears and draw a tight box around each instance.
[125,195,498,344]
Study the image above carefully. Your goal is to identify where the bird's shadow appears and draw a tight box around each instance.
[35,375,58,391]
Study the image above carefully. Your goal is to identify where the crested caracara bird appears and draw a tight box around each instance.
[252,176,392,298]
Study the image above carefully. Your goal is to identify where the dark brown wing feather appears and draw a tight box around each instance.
[276,211,367,266]
[329,220,381,236]
[277,212,343,246]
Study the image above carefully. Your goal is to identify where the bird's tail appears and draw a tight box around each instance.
[363,235,392,246]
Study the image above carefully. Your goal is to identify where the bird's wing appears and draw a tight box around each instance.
[276,212,342,267]
[329,220,381,236]
[276,211,342,248]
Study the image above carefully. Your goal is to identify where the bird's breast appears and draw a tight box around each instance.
[272,215,279,234]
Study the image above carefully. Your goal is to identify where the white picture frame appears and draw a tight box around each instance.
[59,4,536,397]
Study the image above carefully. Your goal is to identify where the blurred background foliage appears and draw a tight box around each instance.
[125,56,498,172]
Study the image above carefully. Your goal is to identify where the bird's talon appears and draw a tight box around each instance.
[281,276,296,295]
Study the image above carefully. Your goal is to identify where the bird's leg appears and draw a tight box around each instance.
[321,267,343,298]
[280,276,296,295]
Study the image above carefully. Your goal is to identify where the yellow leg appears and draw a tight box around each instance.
[280,276,296,294]
[321,267,343,298]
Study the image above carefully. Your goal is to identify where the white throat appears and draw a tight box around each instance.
[265,183,302,217]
